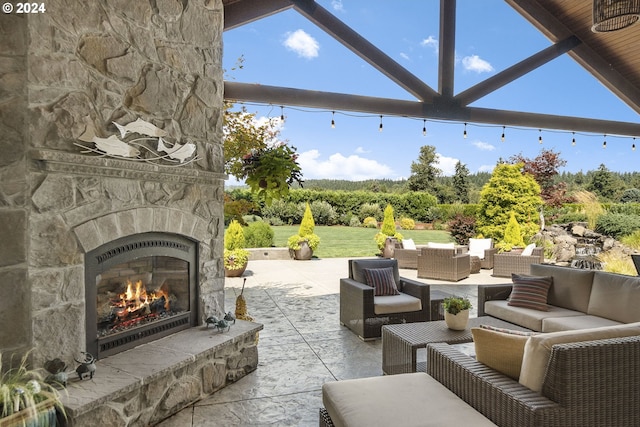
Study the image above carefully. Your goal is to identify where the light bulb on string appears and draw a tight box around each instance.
[331,111,335,129]
[379,115,383,132]
[422,119,427,136]
[280,106,285,121]
[538,129,542,144]
[633,137,636,151]
[501,126,505,142]
[463,123,467,139]
[572,132,576,146]
[603,134,607,149]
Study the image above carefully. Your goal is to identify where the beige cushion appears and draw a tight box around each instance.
[427,242,455,249]
[468,238,492,259]
[374,293,422,315]
[530,264,594,312]
[402,238,416,250]
[322,372,497,427]
[542,315,621,332]
[587,271,640,323]
[519,322,640,392]
[521,243,536,256]
[472,327,530,380]
[484,300,584,331]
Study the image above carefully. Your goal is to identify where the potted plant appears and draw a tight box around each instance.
[442,296,472,330]
[241,143,303,205]
[0,352,64,426]
[224,220,250,277]
[374,204,403,258]
[288,203,320,260]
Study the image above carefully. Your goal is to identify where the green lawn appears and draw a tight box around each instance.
[271,226,453,258]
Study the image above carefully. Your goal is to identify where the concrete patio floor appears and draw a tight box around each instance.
[156,258,511,427]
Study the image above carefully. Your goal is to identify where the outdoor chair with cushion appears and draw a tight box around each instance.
[392,238,426,269]
[340,258,431,340]
[492,244,544,277]
[468,238,498,269]
[417,246,471,282]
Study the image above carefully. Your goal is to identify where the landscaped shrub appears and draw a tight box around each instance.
[374,204,403,251]
[264,216,284,226]
[498,212,526,251]
[359,203,382,221]
[261,199,299,224]
[309,200,338,225]
[620,188,640,203]
[288,203,320,251]
[552,210,588,224]
[595,212,640,239]
[448,213,476,245]
[244,221,275,248]
[349,216,362,227]
[242,214,262,223]
[621,230,640,250]
[399,217,415,230]
[363,217,378,228]
[224,220,246,250]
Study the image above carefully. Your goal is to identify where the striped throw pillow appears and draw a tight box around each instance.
[363,267,400,296]
[508,274,552,311]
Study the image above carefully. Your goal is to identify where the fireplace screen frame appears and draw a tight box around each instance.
[85,232,198,359]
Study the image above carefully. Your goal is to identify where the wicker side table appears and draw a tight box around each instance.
[382,316,530,375]
[470,256,481,274]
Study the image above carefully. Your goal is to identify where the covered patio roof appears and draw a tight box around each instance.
[222,0,640,137]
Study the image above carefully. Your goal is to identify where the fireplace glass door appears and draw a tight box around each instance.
[85,233,198,359]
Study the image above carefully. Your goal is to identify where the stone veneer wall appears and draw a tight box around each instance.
[0,0,227,368]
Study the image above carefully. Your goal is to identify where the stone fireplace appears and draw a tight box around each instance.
[1,1,262,425]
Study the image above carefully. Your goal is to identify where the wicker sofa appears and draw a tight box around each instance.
[417,246,470,281]
[479,263,640,331]
[427,331,640,426]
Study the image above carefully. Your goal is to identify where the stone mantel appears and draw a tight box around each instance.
[30,149,227,185]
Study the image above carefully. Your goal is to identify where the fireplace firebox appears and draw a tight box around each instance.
[85,233,198,359]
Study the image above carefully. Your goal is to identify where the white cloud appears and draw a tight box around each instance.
[283,29,320,59]
[298,150,394,180]
[331,0,344,12]
[400,52,410,61]
[461,55,494,73]
[472,141,496,151]
[355,146,370,154]
[435,153,458,177]
[478,164,495,173]
[420,35,438,52]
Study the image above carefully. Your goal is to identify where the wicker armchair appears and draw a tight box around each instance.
[467,238,498,269]
[417,247,470,282]
[427,335,640,426]
[492,247,544,277]
[339,258,430,340]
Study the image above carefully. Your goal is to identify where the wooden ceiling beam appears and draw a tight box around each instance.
[225,81,640,136]
[291,0,438,102]
[438,0,456,98]
[223,0,294,31]
[456,35,582,106]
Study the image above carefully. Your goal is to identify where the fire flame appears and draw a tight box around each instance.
[116,280,170,315]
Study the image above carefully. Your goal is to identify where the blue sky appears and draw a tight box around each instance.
[223,0,640,181]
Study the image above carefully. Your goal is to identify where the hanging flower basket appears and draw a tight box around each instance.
[241,144,303,204]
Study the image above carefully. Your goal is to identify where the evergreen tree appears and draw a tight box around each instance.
[452,161,470,203]
[587,164,624,201]
[407,145,441,194]
[476,162,543,241]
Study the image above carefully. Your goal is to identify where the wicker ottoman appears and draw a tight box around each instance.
[470,256,481,274]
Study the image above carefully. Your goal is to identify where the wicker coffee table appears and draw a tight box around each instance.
[382,316,530,375]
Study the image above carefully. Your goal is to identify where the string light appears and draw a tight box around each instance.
[379,115,383,132]
[539,129,542,144]
[280,106,285,121]
[331,111,335,129]
[501,126,505,142]
[633,137,636,151]
[463,122,467,139]
[603,134,607,149]
[422,119,427,136]
[572,132,576,146]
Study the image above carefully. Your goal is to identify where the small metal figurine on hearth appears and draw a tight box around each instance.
[74,352,96,380]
